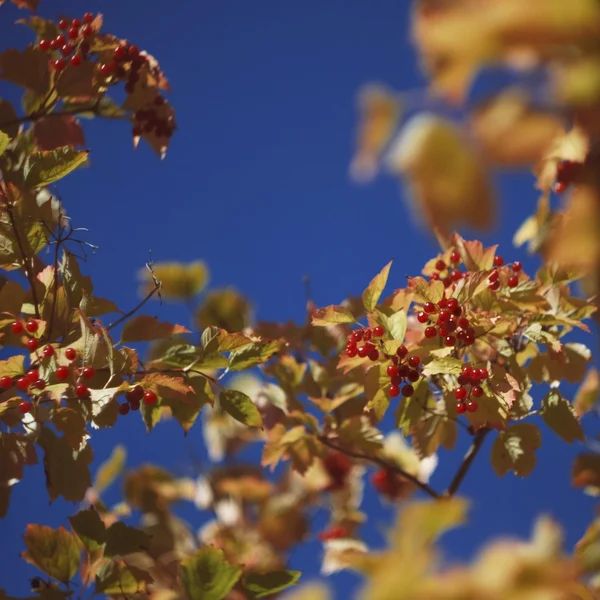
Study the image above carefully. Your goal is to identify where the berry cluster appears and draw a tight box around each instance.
[10,319,41,351]
[132,102,174,139]
[38,13,96,71]
[387,345,420,398]
[553,160,582,194]
[371,467,408,500]
[345,326,385,361]
[322,451,353,491]
[416,297,474,347]
[118,384,157,415]
[487,256,522,291]
[99,42,147,93]
[429,250,465,289]
[453,365,489,414]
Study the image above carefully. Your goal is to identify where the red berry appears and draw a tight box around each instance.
[58,18,69,30]
[464,334,475,345]
[430,272,440,280]
[444,335,456,347]
[368,349,379,361]
[11,321,23,335]
[423,302,436,314]
[438,309,451,322]
[16,377,29,392]
[471,385,483,398]
[55,366,70,381]
[39,39,51,51]
[65,348,77,361]
[454,386,467,400]
[457,374,469,386]
[129,399,140,411]
[143,390,157,405]
[456,402,467,414]
[53,58,66,72]
[512,261,522,272]
[99,62,116,76]
[507,275,519,288]
[488,269,499,283]
[81,24,93,38]
[126,385,144,404]
[451,270,463,281]
[68,26,79,40]
[446,298,458,311]
[388,384,400,398]
[357,345,368,358]
[318,525,348,542]
[462,365,473,378]
[363,329,372,341]
[488,280,500,291]
[0,375,13,389]
[407,370,420,383]
[408,356,420,368]
[450,250,461,264]
[346,346,357,358]
[390,375,402,386]
[493,255,504,267]
[71,18,81,27]
[82,366,95,379]
[27,338,39,351]
[26,369,39,383]
[458,317,470,330]
[387,365,399,378]
[553,181,568,194]
[417,311,429,324]
[61,44,73,56]
[128,44,139,58]
[83,12,94,23]
[437,298,448,308]
[114,45,128,60]
[477,368,489,380]
[34,379,46,390]
[435,259,446,271]
[75,384,89,399]
[118,403,130,415]
[401,384,414,397]
[466,400,478,413]
[70,54,82,67]
[19,401,32,414]
[424,326,437,339]
[442,277,452,288]
[351,330,363,343]
[396,345,408,359]
[446,318,457,333]
[373,325,384,337]
[42,345,54,358]
[25,320,38,333]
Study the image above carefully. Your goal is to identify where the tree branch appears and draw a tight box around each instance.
[107,280,161,332]
[317,434,441,499]
[445,427,490,496]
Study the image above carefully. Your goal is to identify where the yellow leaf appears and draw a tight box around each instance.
[93,445,126,495]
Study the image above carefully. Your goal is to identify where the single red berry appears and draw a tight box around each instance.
[373,325,384,337]
[417,311,429,324]
[446,318,457,333]
[114,45,128,60]
[11,321,23,335]
[25,320,38,333]
[34,379,46,390]
[390,375,402,386]
[507,275,519,288]
[553,181,568,194]
[493,255,504,267]
[128,44,139,58]
[438,326,448,337]
[408,355,420,368]
[357,345,368,358]
[451,270,463,281]
[396,345,408,359]
[488,269,499,283]
[458,317,470,330]
[55,366,70,381]
[26,369,39,383]
[388,384,400,398]
[471,385,483,398]
[446,298,458,311]
[438,298,448,308]
[143,389,157,405]
[99,62,116,76]
[477,368,489,380]
[391,355,399,365]
[58,18,69,30]
[387,365,399,378]
[512,261,522,272]
[363,329,372,341]
[464,334,475,345]
[444,335,456,347]
[430,272,440,281]
[83,12,94,23]
[401,384,414,397]
[442,277,452,288]
[368,349,379,361]
[129,399,140,411]
[457,374,469,386]
[435,259,446,271]
[70,54,82,66]
[61,44,73,56]
[423,302,436,314]
[82,366,95,379]
[407,370,420,383]
[49,38,60,50]
[488,280,500,291]
[318,525,348,542]
[0,375,13,389]
[438,309,451,322]
[42,345,54,358]
[424,326,437,339]
[75,384,89,399]
[126,385,144,404]
[53,58,66,72]
[346,346,357,358]
[19,401,32,414]
[462,365,473,378]
[65,348,77,361]
[71,18,81,27]
[16,377,30,392]
[456,402,467,414]
[450,250,461,264]
[466,400,478,413]
[118,403,130,416]
[81,24,93,37]
[68,26,79,40]
[454,386,467,400]
[39,39,51,51]
[27,338,39,351]
[351,330,363,343]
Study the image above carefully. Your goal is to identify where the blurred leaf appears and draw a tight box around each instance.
[362,261,392,312]
[179,547,242,600]
[120,314,189,343]
[311,305,355,326]
[541,390,584,443]
[219,389,262,428]
[490,423,541,477]
[55,61,97,101]
[195,288,251,333]
[95,559,153,595]
[0,130,9,157]
[23,148,89,188]
[104,522,151,557]
[68,509,106,553]
[0,432,37,488]
[228,340,283,371]
[33,116,85,152]
[572,453,600,491]
[93,445,126,495]
[574,367,599,417]
[140,260,209,300]
[0,47,50,95]
[0,99,19,138]
[22,525,80,583]
[242,570,301,599]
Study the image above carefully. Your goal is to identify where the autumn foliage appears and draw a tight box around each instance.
[1,1,600,599]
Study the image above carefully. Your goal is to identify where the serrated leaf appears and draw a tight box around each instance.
[311,305,355,326]
[0,47,50,95]
[242,570,301,599]
[541,390,584,443]
[0,355,25,378]
[104,522,151,556]
[0,432,37,487]
[120,314,189,343]
[95,559,153,595]
[422,357,464,376]
[180,547,242,600]
[33,116,85,152]
[491,423,541,477]
[379,309,407,341]
[68,509,107,552]
[22,525,80,583]
[219,389,262,428]
[362,261,392,312]
[228,340,283,371]
[23,147,89,188]
[93,445,126,495]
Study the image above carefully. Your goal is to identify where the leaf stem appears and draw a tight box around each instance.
[445,427,490,496]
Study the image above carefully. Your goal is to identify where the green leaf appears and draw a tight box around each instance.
[23,147,89,188]
[422,357,464,376]
[68,509,107,552]
[243,570,301,599]
[311,305,355,326]
[378,309,407,341]
[362,260,392,312]
[95,559,153,595]
[120,314,190,343]
[104,522,151,556]
[93,445,126,495]
[574,367,599,417]
[180,547,242,600]
[490,423,541,477]
[0,130,9,157]
[541,390,584,443]
[22,525,80,583]
[219,389,262,428]
[228,340,283,371]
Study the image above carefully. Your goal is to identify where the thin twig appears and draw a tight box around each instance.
[107,281,161,332]
[317,434,441,499]
[445,427,490,496]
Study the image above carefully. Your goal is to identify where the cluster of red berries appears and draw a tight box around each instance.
[38,14,96,71]
[119,385,157,415]
[371,467,408,500]
[553,160,582,194]
[345,326,385,361]
[10,319,42,351]
[429,250,465,289]
[132,102,174,138]
[416,297,474,347]
[453,365,489,414]
[487,256,522,291]
[100,42,147,93]
[387,345,420,398]
[322,451,353,491]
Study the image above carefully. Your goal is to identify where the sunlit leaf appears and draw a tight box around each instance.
[23,148,89,188]
[362,261,392,312]
[311,305,355,326]
[93,445,126,495]
[490,423,541,477]
[541,390,584,444]
[219,389,262,428]
[242,570,301,599]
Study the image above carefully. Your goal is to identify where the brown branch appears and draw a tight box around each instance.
[445,427,490,496]
[107,280,161,332]
[317,434,441,499]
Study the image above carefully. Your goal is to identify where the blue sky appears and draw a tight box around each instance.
[1,0,599,597]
